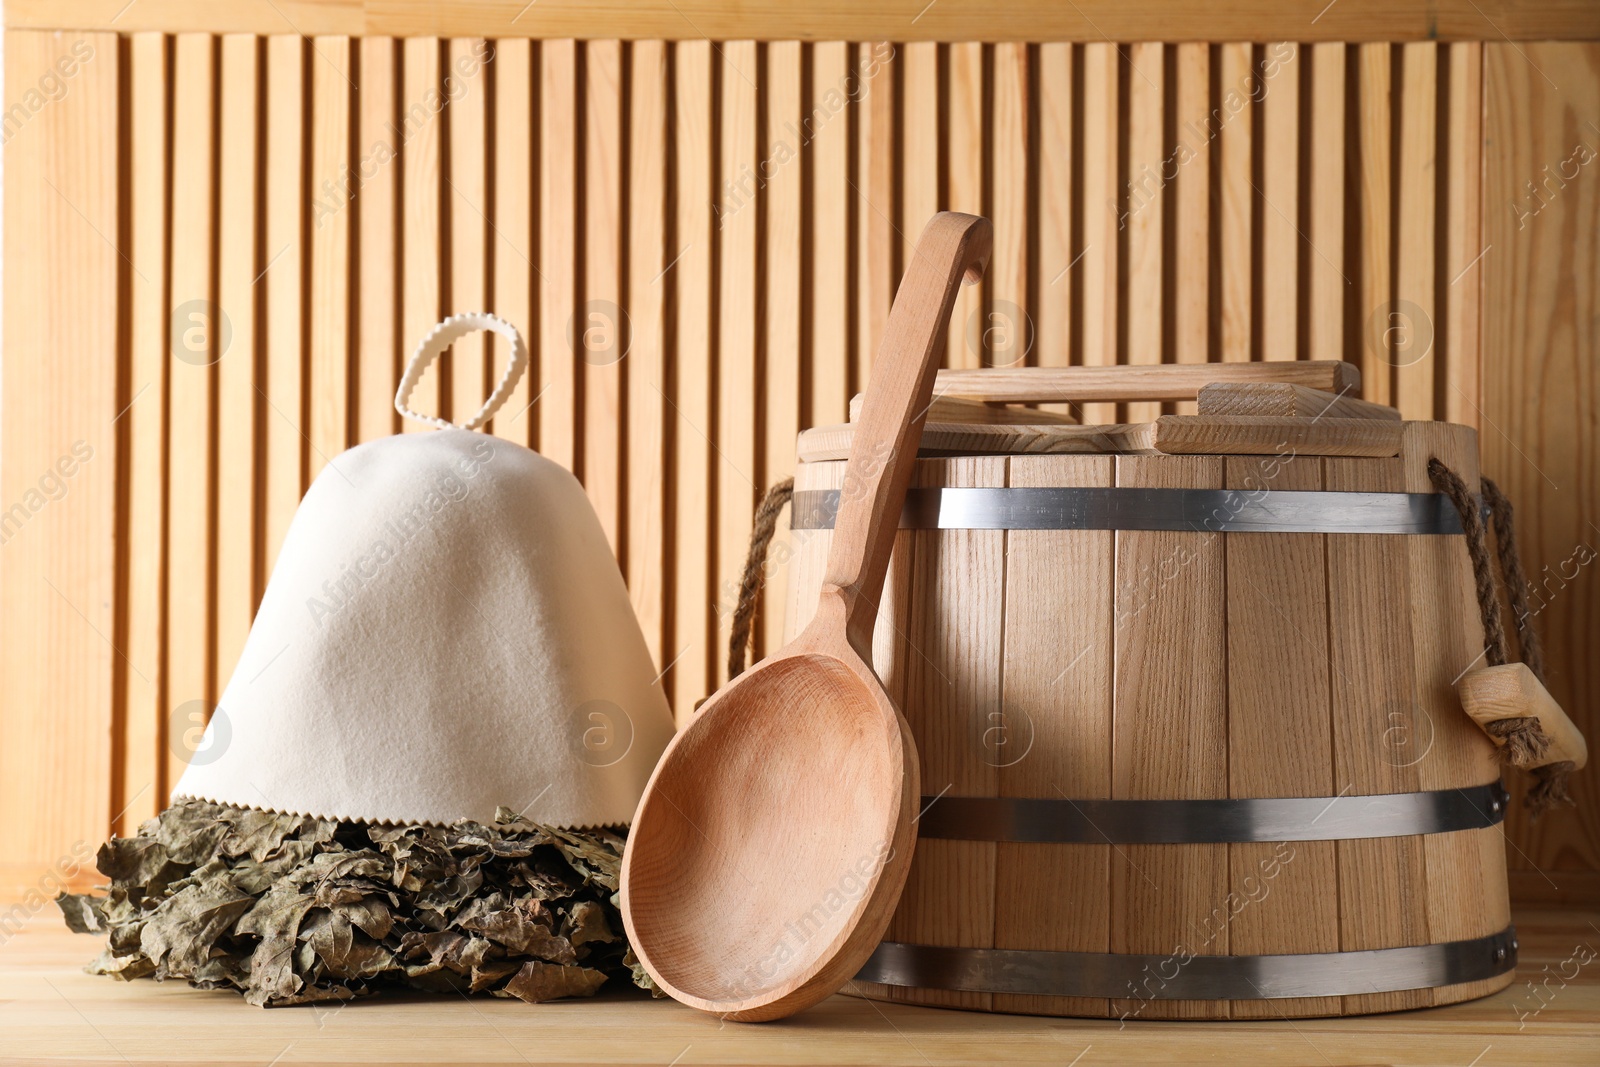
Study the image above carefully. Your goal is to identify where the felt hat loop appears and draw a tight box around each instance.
[395,312,530,431]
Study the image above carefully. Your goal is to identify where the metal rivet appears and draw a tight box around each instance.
[1495,947,1506,962]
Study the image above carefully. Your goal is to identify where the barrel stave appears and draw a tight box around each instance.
[1223,452,1345,1018]
[1109,455,1230,1020]
[882,457,1005,1010]
[1400,421,1513,1008]
[994,455,1115,1018]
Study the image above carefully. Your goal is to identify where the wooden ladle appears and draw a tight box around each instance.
[620,212,992,1022]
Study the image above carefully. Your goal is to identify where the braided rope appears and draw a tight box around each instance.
[727,478,796,680]
[1481,477,1548,683]
[1427,460,1509,667]
[1430,458,1572,816]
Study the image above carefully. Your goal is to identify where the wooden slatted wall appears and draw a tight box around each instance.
[5,31,1596,902]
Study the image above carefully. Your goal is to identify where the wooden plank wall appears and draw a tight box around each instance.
[1,31,1595,905]
[1481,42,1600,901]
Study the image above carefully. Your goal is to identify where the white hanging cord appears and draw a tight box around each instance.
[395,312,530,431]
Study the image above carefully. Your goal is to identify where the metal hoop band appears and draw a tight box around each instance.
[917,783,1507,844]
[856,928,1517,1001]
[791,487,1467,534]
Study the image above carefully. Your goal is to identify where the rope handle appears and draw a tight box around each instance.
[395,312,530,431]
[1431,459,1579,815]
[1427,461,1547,680]
[727,478,796,680]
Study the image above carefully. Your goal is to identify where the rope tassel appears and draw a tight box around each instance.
[1483,716,1553,768]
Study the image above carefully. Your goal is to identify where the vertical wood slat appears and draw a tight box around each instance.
[627,39,669,669]
[990,42,1028,372]
[1218,42,1253,365]
[670,39,714,723]
[811,41,852,422]
[489,38,536,447]
[0,30,120,888]
[900,41,939,338]
[716,40,760,687]
[1079,43,1118,424]
[447,38,490,426]
[856,41,897,377]
[165,32,217,791]
[763,40,804,663]
[310,37,353,475]
[399,38,442,431]
[1036,43,1071,380]
[120,32,169,832]
[1307,42,1346,363]
[1109,455,1228,1021]
[538,39,578,466]
[262,35,304,596]
[1125,41,1163,421]
[1443,42,1483,429]
[357,37,401,444]
[1356,43,1393,404]
[1395,42,1437,419]
[945,41,984,370]
[215,34,260,700]
[1260,42,1299,361]
[584,39,626,555]
[1172,42,1209,386]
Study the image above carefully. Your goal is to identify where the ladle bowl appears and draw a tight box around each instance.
[621,213,994,1021]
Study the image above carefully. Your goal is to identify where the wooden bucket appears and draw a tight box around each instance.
[780,400,1514,1019]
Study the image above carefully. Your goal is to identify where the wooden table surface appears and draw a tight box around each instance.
[2,907,1596,1066]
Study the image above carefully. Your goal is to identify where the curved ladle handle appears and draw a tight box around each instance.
[819,212,992,659]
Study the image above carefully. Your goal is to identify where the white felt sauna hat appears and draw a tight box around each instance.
[173,313,676,829]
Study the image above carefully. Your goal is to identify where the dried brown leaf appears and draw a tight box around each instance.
[496,961,608,1004]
